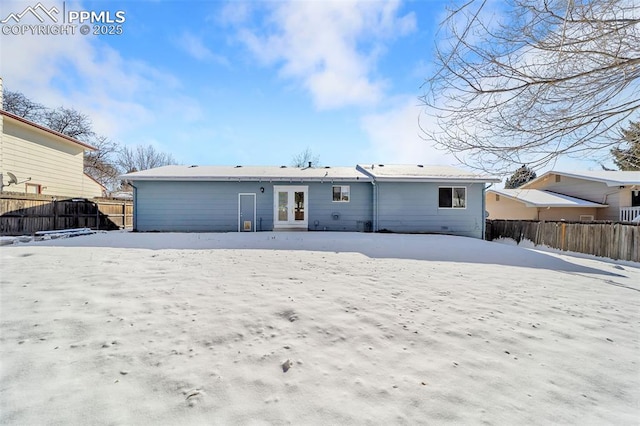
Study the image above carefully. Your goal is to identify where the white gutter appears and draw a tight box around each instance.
[120,176,371,183]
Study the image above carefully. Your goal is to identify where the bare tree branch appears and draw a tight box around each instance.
[421,0,640,172]
[117,145,179,173]
[42,107,95,141]
[2,90,46,122]
[291,147,321,168]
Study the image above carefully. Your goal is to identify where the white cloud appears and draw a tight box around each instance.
[232,0,416,110]
[175,31,229,65]
[360,97,458,165]
[0,0,196,143]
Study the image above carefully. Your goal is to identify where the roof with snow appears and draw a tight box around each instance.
[122,164,502,183]
[121,165,369,182]
[524,170,640,188]
[489,188,608,208]
[356,164,501,183]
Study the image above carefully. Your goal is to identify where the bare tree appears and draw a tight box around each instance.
[117,145,178,173]
[291,147,321,168]
[2,90,45,121]
[84,135,121,190]
[421,0,640,172]
[3,89,181,190]
[43,106,95,141]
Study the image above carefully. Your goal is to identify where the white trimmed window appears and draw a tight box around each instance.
[332,185,350,202]
[25,183,42,194]
[439,187,466,209]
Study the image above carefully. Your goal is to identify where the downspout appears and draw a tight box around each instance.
[372,181,378,232]
[602,188,620,220]
[131,182,138,231]
[482,183,493,240]
[356,165,378,232]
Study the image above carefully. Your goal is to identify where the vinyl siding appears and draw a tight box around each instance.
[525,174,625,220]
[485,194,600,221]
[538,207,600,221]
[133,180,488,236]
[375,182,485,238]
[307,182,372,231]
[134,181,274,232]
[486,194,537,220]
[1,119,90,197]
[134,181,373,232]
[82,174,106,198]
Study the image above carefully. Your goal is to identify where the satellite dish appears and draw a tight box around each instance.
[7,172,18,185]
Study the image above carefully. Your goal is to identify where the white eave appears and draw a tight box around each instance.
[489,188,608,208]
[524,170,640,188]
[356,164,501,183]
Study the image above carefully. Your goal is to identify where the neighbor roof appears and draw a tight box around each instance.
[1,109,97,151]
[489,188,607,208]
[121,165,370,182]
[524,170,640,188]
[356,164,501,183]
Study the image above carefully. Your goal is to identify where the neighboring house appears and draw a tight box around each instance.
[486,188,607,221]
[486,170,640,222]
[122,164,500,238]
[0,109,104,198]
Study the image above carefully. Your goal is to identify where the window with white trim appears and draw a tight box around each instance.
[332,185,350,202]
[439,187,466,208]
[25,183,41,194]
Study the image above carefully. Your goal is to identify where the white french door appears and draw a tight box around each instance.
[273,186,308,229]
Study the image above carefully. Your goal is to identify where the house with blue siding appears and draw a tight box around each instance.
[122,164,499,238]
[356,164,500,238]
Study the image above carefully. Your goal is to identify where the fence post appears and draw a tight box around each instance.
[53,200,58,230]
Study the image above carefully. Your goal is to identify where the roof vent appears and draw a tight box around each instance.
[188,165,198,168]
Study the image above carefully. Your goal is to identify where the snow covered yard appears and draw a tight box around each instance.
[1,232,638,425]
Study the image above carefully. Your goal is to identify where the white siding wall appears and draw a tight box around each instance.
[82,174,105,198]
[1,119,90,198]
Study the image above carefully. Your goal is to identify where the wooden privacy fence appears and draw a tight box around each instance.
[486,219,640,262]
[1,193,133,236]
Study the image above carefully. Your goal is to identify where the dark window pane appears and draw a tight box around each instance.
[333,186,341,201]
[439,188,452,208]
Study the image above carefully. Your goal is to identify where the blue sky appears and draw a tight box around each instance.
[1,0,602,173]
